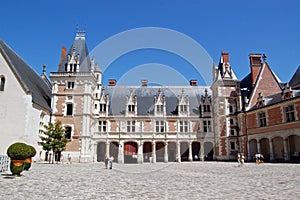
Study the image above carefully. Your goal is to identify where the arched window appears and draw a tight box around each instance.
[0,76,5,91]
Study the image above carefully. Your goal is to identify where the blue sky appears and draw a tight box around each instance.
[1,0,300,85]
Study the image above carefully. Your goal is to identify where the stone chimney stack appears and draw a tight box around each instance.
[249,54,262,85]
[58,46,67,68]
[190,80,197,86]
[141,80,148,86]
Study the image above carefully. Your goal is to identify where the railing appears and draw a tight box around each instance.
[0,155,9,172]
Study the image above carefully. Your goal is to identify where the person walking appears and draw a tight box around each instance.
[237,153,241,167]
[104,155,109,169]
[240,154,245,166]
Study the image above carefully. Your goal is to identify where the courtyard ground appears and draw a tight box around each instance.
[1,161,300,199]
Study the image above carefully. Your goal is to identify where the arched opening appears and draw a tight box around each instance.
[204,142,214,161]
[273,137,284,160]
[65,126,72,139]
[289,135,300,161]
[97,142,106,162]
[260,138,270,161]
[180,142,189,162]
[156,142,165,162]
[109,142,119,162]
[249,139,257,161]
[168,142,176,162]
[143,142,152,162]
[124,141,138,163]
[192,142,200,161]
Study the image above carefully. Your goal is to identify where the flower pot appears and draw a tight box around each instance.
[23,157,32,171]
[10,159,25,176]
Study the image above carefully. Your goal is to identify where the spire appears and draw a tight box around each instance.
[75,24,86,40]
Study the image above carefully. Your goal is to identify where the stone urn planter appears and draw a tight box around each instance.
[6,142,31,176]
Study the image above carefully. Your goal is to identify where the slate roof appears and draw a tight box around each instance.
[289,66,300,89]
[0,39,52,111]
[102,86,211,116]
[58,32,91,72]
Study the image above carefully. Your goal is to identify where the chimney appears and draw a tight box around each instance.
[190,79,197,86]
[108,79,116,86]
[58,46,67,67]
[249,54,262,85]
[141,80,148,86]
[221,52,229,63]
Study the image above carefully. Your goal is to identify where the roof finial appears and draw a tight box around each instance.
[262,54,267,62]
[42,64,46,74]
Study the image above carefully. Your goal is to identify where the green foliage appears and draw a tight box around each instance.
[39,121,68,155]
[28,145,37,157]
[7,142,31,159]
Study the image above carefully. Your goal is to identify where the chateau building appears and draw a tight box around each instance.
[1,30,299,163]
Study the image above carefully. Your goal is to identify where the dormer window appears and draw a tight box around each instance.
[200,89,212,117]
[67,81,75,89]
[100,103,106,112]
[178,90,189,116]
[156,105,163,112]
[282,83,293,100]
[180,105,188,112]
[128,105,135,112]
[257,93,265,107]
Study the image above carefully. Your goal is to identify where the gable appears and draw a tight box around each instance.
[248,62,282,108]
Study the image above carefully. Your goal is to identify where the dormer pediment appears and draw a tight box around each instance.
[282,83,293,100]
[256,93,265,107]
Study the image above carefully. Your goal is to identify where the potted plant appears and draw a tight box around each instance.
[6,142,31,176]
[24,145,36,171]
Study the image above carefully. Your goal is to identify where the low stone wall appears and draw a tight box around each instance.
[0,155,9,172]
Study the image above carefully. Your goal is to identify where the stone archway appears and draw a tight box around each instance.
[168,142,176,162]
[124,141,138,163]
[180,142,189,162]
[192,142,200,161]
[156,142,165,162]
[289,135,300,161]
[109,142,119,162]
[249,139,257,161]
[273,137,284,160]
[143,142,152,162]
[260,138,270,161]
[97,141,106,162]
[204,142,214,161]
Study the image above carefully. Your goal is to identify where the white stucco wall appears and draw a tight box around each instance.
[0,53,50,156]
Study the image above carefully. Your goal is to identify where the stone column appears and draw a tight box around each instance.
[269,139,275,161]
[188,142,193,161]
[138,141,143,164]
[118,141,124,164]
[247,140,251,161]
[200,141,204,161]
[93,143,98,162]
[283,138,290,161]
[106,141,110,157]
[152,141,156,163]
[164,142,168,163]
[177,141,181,162]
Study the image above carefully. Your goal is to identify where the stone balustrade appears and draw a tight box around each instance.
[0,155,9,172]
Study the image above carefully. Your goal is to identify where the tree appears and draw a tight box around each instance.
[39,121,68,164]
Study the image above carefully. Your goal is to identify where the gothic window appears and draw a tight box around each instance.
[100,103,106,112]
[67,81,75,89]
[66,104,73,116]
[65,126,72,139]
[258,112,267,127]
[203,120,212,132]
[127,121,136,132]
[98,121,107,132]
[156,105,163,112]
[284,104,295,122]
[128,105,135,112]
[155,121,165,132]
[0,76,5,91]
[203,104,210,112]
[180,105,188,112]
[179,121,188,132]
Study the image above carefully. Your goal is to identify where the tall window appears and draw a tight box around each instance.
[229,105,234,113]
[179,121,188,132]
[203,120,212,132]
[285,105,295,122]
[156,121,165,132]
[230,142,236,150]
[98,121,107,132]
[0,76,5,91]
[128,105,135,112]
[67,81,75,89]
[127,121,135,132]
[66,104,73,116]
[65,126,72,139]
[258,112,267,127]
[100,103,106,112]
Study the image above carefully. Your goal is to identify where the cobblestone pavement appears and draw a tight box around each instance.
[1,161,300,200]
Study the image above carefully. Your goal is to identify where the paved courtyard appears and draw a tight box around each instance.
[1,161,300,199]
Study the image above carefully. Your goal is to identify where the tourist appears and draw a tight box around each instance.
[60,154,64,164]
[240,154,245,166]
[68,154,72,164]
[237,153,241,167]
[104,155,109,169]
